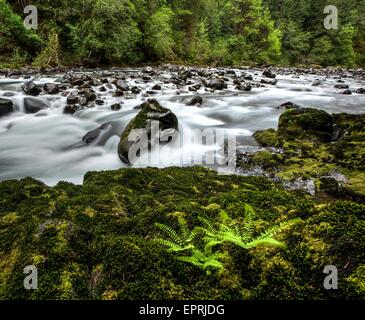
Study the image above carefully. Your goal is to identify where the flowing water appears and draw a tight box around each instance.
[1,67,365,185]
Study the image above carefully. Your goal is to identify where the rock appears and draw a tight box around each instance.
[236,83,252,91]
[262,70,276,79]
[24,97,49,113]
[261,78,278,85]
[84,89,97,102]
[278,108,334,142]
[44,83,60,94]
[63,105,84,115]
[341,89,352,95]
[206,78,227,91]
[189,83,201,91]
[311,80,321,86]
[144,66,153,73]
[111,103,122,111]
[334,84,349,89]
[0,98,14,117]
[67,94,80,105]
[115,80,130,92]
[83,122,123,146]
[254,129,278,147]
[355,88,365,94]
[243,74,253,81]
[118,99,178,164]
[22,81,41,96]
[277,102,301,110]
[187,95,203,106]
[131,86,142,94]
[152,84,162,91]
[315,176,342,197]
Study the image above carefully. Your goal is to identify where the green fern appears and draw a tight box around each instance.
[178,249,225,275]
[154,217,198,252]
[198,204,301,250]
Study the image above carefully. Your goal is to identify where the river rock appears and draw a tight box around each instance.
[277,102,301,110]
[118,99,178,164]
[187,95,203,106]
[0,98,14,117]
[355,88,365,94]
[22,81,41,96]
[24,97,49,113]
[44,83,60,94]
[262,70,276,79]
[278,108,334,142]
[83,122,123,146]
[206,78,227,91]
[236,83,252,91]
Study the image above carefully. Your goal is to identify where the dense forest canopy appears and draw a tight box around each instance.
[0,0,365,68]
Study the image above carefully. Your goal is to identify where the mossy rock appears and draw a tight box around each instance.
[118,99,178,164]
[254,129,278,147]
[278,108,334,143]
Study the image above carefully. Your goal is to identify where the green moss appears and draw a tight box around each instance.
[0,167,363,300]
[254,129,278,147]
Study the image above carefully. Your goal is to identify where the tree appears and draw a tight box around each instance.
[336,24,357,68]
[145,6,175,61]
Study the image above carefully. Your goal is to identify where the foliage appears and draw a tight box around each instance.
[154,204,300,274]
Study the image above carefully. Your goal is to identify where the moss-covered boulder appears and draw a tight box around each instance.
[254,129,278,147]
[118,99,178,164]
[278,108,334,142]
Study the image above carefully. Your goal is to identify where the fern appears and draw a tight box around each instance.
[198,204,301,250]
[154,217,198,252]
[178,249,225,275]
[153,204,301,276]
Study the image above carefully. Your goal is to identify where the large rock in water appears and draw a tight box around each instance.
[278,108,334,142]
[22,81,41,96]
[118,99,178,164]
[0,98,14,117]
[83,122,123,146]
[24,97,49,113]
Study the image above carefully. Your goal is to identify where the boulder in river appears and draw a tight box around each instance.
[187,95,203,106]
[355,88,365,94]
[24,97,49,113]
[276,102,301,110]
[118,99,178,164]
[278,108,334,142]
[206,78,227,91]
[44,83,60,95]
[83,122,123,146]
[22,81,41,96]
[261,78,278,85]
[0,98,14,117]
[235,83,252,91]
[262,70,276,79]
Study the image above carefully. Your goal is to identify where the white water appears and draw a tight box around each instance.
[1,68,365,185]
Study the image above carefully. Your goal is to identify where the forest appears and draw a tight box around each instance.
[1,0,365,68]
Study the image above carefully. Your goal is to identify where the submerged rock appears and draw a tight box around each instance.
[83,122,123,146]
[187,95,203,106]
[118,99,178,164]
[0,98,14,117]
[24,97,49,113]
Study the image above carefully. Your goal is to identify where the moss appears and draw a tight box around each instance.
[254,129,278,147]
[0,167,363,300]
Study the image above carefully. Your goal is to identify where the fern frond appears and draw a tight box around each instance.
[241,204,256,241]
[254,218,301,242]
[155,223,183,246]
